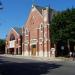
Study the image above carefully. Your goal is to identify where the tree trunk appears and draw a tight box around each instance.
[67,39,70,52]
[54,43,56,57]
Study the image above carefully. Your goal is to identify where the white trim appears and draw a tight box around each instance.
[39,37,43,39]
[24,44,28,46]
[18,46,21,47]
[39,23,44,32]
[39,42,42,44]
[25,28,29,36]
[24,50,29,56]
[32,4,34,8]
[30,39,37,45]
[47,24,50,26]
[24,5,43,29]
[44,39,50,43]
[36,51,38,56]
[6,27,19,39]
[31,6,43,18]
[30,51,32,56]
[18,39,20,41]
[44,25,47,28]
[31,39,37,41]
[8,40,16,48]
[44,51,47,57]
[44,24,50,28]
[39,38,43,44]
[12,28,19,36]
[30,43,37,45]
[40,23,43,28]
[39,51,43,57]
[44,32,47,39]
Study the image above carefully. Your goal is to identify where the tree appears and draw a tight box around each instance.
[50,8,75,57]
[0,39,5,54]
[51,8,75,44]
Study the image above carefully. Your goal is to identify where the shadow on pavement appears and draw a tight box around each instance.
[0,57,62,75]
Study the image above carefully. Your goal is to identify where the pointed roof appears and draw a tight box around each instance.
[32,4,54,16]
[33,4,46,10]
[13,27,22,35]
[32,4,46,15]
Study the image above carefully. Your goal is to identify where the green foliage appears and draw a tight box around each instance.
[51,8,75,43]
[0,39,5,53]
[0,39,5,46]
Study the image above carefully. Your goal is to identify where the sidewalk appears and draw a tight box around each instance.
[0,54,72,62]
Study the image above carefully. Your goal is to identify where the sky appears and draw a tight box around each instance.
[0,0,75,39]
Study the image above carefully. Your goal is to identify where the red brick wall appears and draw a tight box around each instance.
[23,6,51,57]
[6,28,21,50]
[24,8,43,39]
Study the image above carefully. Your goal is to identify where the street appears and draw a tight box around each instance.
[0,56,75,75]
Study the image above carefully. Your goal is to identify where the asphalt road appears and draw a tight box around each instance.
[0,56,75,75]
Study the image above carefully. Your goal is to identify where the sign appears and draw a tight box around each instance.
[9,40,15,48]
[51,48,55,55]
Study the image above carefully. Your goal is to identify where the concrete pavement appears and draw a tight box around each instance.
[0,54,73,62]
[0,55,75,75]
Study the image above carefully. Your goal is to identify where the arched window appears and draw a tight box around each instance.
[40,23,43,31]
[25,28,29,36]
[10,34,15,41]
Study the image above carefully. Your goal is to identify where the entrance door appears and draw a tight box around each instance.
[10,48,14,54]
[16,48,18,55]
[32,45,36,56]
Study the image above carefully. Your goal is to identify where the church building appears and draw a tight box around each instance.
[5,4,55,57]
[22,5,54,57]
[5,27,22,55]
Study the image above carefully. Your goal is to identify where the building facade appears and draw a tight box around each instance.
[5,5,55,57]
[5,27,22,55]
[22,5,54,57]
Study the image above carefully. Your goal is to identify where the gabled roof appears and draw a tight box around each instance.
[32,4,55,17]
[32,5,46,14]
[32,4,46,15]
[13,27,22,35]
[24,4,57,28]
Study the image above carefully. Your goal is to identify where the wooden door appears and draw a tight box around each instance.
[32,45,36,56]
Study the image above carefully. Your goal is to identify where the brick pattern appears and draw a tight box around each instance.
[22,5,51,57]
[5,28,22,55]
[5,5,54,57]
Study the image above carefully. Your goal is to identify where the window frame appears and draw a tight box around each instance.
[40,23,43,32]
[25,28,29,36]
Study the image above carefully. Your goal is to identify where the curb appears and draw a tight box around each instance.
[0,54,71,62]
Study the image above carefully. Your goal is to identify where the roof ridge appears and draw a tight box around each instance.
[32,4,46,10]
[13,27,22,35]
